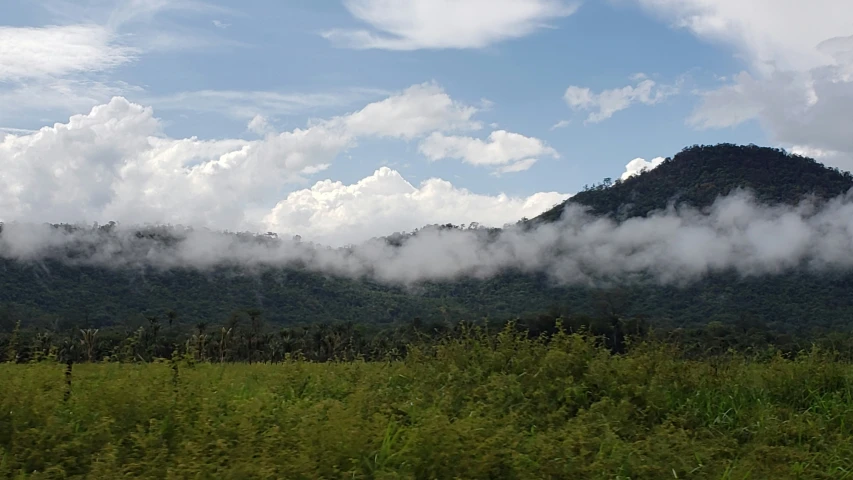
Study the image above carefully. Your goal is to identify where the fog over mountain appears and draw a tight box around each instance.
[4,187,853,287]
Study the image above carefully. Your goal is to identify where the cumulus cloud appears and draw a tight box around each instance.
[5,189,853,287]
[0,78,144,127]
[564,74,679,123]
[323,0,578,50]
[0,85,563,242]
[620,156,665,181]
[634,0,853,170]
[688,64,853,170]
[337,82,481,138]
[246,115,271,135]
[418,130,558,173]
[788,145,852,172]
[263,167,570,246]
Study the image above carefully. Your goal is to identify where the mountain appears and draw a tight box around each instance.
[537,143,853,222]
[3,143,853,334]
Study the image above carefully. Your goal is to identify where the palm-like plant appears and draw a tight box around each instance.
[79,328,99,362]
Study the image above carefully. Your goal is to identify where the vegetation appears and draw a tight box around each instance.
[4,322,853,478]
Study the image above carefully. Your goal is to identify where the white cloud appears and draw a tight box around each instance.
[496,157,540,174]
[0,25,135,82]
[247,115,271,135]
[790,145,840,160]
[564,75,679,123]
[0,97,350,230]
[1,0,245,122]
[688,64,853,164]
[620,156,665,181]
[419,130,558,173]
[549,119,571,130]
[789,145,852,171]
[632,0,853,72]
[337,82,481,138]
[0,79,142,125]
[0,83,555,241]
[212,20,230,29]
[323,0,578,50]
[634,0,853,170]
[263,167,571,245]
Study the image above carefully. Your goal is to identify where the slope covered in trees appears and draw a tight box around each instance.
[536,143,853,222]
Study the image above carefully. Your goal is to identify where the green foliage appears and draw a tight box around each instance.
[3,328,853,478]
[0,261,471,328]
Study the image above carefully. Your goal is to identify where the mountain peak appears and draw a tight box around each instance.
[536,143,853,223]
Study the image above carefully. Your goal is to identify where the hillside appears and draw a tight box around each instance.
[3,143,853,333]
[537,143,853,222]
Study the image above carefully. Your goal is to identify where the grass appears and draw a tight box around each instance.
[1,328,853,479]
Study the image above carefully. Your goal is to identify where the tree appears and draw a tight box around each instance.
[246,309,263,363]
[5,320,20,363]
[80,328,99,362]
[167,310,178,328]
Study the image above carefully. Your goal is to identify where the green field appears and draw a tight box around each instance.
[2,327,853,479]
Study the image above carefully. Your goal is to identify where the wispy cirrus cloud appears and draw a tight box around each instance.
[147,87,391,120]
[549,119,571,130]
[0,0,243,121]
[0,24,135,82]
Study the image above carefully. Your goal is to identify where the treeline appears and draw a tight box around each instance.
[5,304,853,365]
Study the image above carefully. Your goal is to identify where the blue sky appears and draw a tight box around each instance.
[1,0,851,245]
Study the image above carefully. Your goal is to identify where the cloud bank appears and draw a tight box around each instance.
[4,189,853,287]
[0,85,566,246]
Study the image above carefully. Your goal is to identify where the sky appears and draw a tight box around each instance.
[1,0,851,246]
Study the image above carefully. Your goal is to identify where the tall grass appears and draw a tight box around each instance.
[1,327,852,478]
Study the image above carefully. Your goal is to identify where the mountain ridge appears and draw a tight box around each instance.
[536,143,853,223]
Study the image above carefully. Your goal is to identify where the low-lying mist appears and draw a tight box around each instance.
[3,188,853,286]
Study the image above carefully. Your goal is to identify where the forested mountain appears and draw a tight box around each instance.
[3,143,853,334]
[537,143,853,222]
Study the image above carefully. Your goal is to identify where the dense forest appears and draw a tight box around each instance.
[3,143,853,336]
